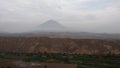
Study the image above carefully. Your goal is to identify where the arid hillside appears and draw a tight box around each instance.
[0,37,120,55]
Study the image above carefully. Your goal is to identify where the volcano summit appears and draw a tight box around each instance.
[38,20,65,32]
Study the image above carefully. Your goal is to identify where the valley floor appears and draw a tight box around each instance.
[0,53,120,68]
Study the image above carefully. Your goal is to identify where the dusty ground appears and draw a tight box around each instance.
[0,60,77,68]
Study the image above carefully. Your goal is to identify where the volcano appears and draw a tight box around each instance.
[38,20,65,32]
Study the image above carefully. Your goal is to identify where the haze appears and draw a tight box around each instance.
[0,0,120,33]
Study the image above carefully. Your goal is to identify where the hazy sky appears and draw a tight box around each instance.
[0,0,120,33]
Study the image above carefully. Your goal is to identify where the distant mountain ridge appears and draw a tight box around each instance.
[38,20,65,31]
[0,20,120,39]
[39,20,65,28]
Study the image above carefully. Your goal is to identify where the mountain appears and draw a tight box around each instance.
[38,20,65,32]
[0,20,120,39]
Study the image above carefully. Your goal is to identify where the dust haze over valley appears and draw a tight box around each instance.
[0,0,120,68]
[1,19,120,39]
[0,0,120,34]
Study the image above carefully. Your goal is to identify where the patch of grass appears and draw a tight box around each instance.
[0,54,120,68]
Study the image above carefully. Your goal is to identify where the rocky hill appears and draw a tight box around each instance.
[0,37,120,55]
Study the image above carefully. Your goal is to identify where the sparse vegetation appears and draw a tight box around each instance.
[0,52,120,68]
[0,37,120,68]
[0,37,120,55]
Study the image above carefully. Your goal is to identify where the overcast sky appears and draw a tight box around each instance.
[0,0,120,33]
